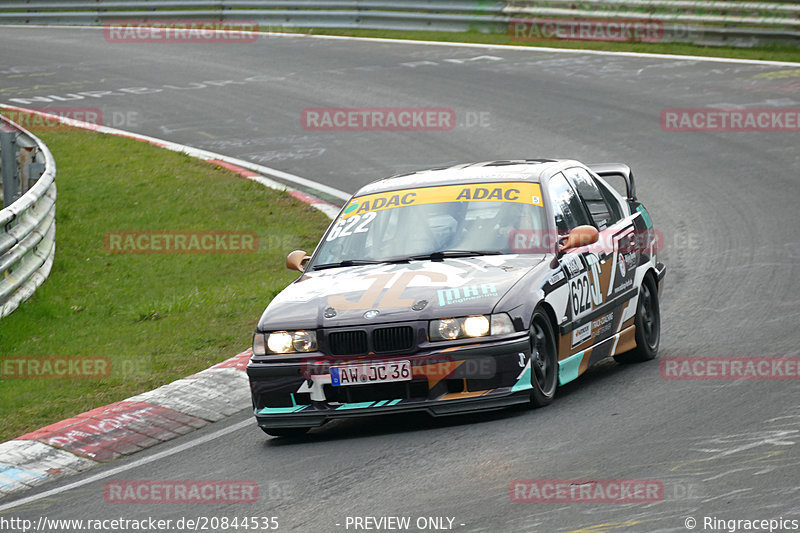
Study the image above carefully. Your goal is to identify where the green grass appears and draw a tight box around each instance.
[0,115,331,442]
[263,27,800,63]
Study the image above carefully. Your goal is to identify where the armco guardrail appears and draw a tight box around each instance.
[0,0,797,47]
[505,1,800,47]
[0,114,56,319]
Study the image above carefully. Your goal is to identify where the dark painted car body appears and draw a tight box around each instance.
[247,160,666,432]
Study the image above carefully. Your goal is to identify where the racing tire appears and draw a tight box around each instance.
[260,427,310,438]
[614,275,660,364]
[529,309,558,407]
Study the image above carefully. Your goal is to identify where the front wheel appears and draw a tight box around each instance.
[614,275,660,364]
[529,309,558,407]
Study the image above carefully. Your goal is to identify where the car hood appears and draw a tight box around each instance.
[257,255,545,330]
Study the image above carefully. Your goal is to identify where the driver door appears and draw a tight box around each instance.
[547,172,614,356]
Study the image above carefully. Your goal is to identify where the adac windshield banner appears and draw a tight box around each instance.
[342,182,544,219]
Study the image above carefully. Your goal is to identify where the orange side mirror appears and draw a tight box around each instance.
[560,225,599,252]
[286,250,309,272]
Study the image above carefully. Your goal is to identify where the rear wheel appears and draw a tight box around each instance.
[614,275,660,364]
[260,427,310,438]
[529,309,558,407]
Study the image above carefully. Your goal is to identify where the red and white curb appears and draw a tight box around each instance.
[0,105,343,501]
[0,350,251,499]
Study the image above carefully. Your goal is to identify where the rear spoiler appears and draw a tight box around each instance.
[587,163,636,201]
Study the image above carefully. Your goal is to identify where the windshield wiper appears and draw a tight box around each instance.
[312,259,384,270]
[312,257,409,270]
[312,251,501,270]
[407,250,503,261]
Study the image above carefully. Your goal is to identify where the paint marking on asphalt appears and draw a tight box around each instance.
[2,24,799,67]
[0,104,351,203]
[0,419,253,512]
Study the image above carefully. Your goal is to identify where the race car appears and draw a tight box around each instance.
[247,159,665,437]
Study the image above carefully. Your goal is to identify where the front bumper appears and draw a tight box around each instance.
[247,335,532,429]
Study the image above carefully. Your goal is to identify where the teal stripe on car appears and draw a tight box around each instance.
[256,405,308,414]
[511,365,532,392]
[558,351,585,385]
[337,402,378,410]
[636,205,653,228]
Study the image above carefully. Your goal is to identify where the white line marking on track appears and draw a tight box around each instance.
[0,419,253,512]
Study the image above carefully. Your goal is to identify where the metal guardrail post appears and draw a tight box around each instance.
[1,124,21,208]
[17,134,42,196]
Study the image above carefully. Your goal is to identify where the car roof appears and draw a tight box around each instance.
[354,159,583,196]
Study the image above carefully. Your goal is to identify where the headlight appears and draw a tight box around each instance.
[437,318,461,340]
[292,330,316,352]
[429,313,515,341]
[267,331,294,353]
[463,315,490,337]
[262,330,318,354]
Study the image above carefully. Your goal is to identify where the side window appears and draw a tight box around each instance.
[564,167,618,230]
[547,173,591,234]
[594,176,624,224]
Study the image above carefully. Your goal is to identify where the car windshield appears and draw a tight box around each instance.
[311,181,548,269]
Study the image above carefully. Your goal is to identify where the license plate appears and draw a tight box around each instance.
[330,360,412,387]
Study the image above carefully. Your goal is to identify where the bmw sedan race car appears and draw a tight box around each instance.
[247,160,666,437]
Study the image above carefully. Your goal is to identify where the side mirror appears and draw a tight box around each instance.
[286,250,309,272]
[560,225,599,253]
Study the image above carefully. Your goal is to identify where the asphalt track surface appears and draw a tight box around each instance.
[1,26,799,533]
